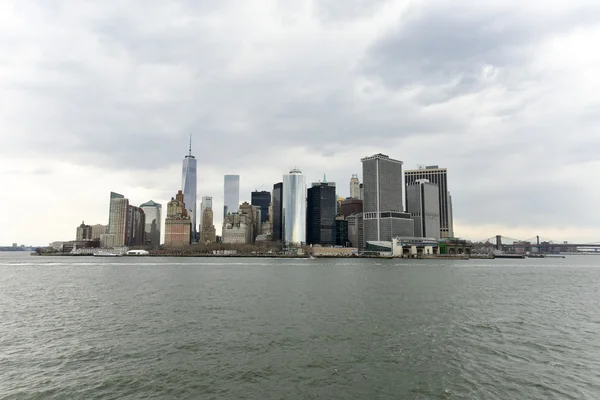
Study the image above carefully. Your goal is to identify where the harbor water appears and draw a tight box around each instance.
[1,252,600,399]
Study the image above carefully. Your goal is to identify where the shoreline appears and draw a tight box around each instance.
[30,252,471,260]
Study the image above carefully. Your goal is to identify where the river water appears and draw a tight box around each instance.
[1,252,600,399]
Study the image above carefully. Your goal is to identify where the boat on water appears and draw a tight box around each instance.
[492,251,525,259]
[527,253,545,258]
[526,253,566,259]
[93,250,123,257]
[126,250,150,256]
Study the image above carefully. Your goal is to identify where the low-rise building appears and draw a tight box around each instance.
[347,213,364,249]
[222,203,261,244]
[99,234,118,248]
[310,246,358,257]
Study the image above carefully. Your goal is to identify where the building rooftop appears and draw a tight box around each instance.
[140,200,162,208]
[405,167,447,172]
[360,153,403,164]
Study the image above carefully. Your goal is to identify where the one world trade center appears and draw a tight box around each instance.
[182,135,198,241]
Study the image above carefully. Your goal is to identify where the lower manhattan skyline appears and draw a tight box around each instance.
[1,1,600,246]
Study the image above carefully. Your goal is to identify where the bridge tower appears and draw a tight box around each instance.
[496,235,503,251]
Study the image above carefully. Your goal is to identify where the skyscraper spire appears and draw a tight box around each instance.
[182,135,198,241]
[323,173,327,183]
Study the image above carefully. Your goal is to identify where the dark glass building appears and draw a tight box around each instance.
[306,182,337,245]
[335,216,349,246]
[272,182,283,241]
[251,191,271,224]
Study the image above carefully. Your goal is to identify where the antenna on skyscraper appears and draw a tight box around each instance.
[189,133,192,156]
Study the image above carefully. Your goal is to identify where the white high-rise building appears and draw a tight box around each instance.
[405,180,440,239]
[182,135,198,240]
[349,174,360,199]
[405,166,454,238]
[282,168,306,246]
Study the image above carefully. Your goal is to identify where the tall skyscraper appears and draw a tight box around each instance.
[200,196,213,230]
[406,180,441,238]
[140,200,162,247]
[404,166,454,238]
[251,191,271,224]
[282,169,306,245]
[108,191,124,226]
[224,175,240,217]
[349,174,360,199]
[306,182,337,245]
[182,135,198,241]
[76,221,92,241]
[165,190,192,246]
[272,182,283,242]
[108,192,128,247]
[200,207,216,244]
[361,153,414,244]
[126,206,146,246]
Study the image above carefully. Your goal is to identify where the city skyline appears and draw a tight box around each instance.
[2,1,600,245]
[4,157,599,246]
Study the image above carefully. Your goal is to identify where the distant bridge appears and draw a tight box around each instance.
[476,235,600,252]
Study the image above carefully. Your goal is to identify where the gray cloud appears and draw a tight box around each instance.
[362,3,600,102]
[313,0,392,22]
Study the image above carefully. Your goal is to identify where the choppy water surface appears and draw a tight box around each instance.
[1,252,600,399]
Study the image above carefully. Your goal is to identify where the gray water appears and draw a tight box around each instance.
[1,253,600,399]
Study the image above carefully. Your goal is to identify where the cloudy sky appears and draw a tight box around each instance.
[2,0,600,246]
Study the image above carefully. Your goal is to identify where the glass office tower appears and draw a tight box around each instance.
[306,182,337,245]
[182,137,197,240]
[251,191,271,224]
[272,182,283,242]
[223,175,240,217]
[282,169,306,246]
[140,200,162,247]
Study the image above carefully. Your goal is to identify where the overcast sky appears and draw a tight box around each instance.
[2,0,600,246]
